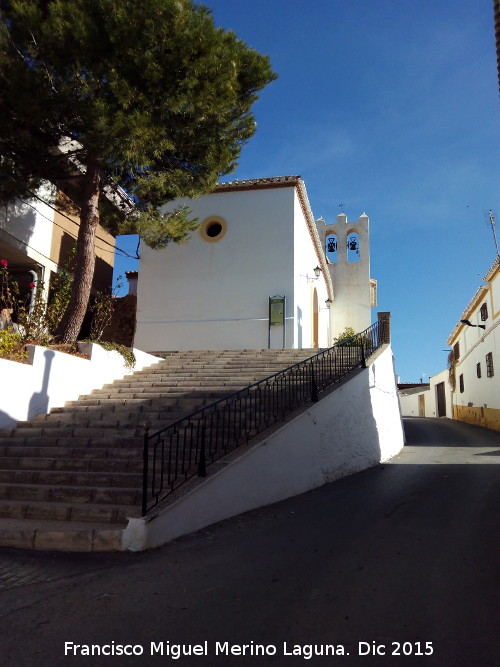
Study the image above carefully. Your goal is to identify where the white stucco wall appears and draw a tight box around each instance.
[292,190,329,348]
[135,185,330,352]
[399,369,452,418]
[452,323,500,412]
[398,387,429,417]
[0,344,161,428]
[123,344,404,551]
[317,213,372,339]
[0,183,57,270]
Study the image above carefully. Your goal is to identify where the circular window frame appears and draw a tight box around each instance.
[199,216,228,243]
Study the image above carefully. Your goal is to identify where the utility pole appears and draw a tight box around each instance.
[489,210,499,256]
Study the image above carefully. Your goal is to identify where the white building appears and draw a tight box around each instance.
[135,176,377,352]
[399,368,453,418]
[446,255,500,431]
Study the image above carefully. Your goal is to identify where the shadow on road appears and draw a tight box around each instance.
[403,416,500,448]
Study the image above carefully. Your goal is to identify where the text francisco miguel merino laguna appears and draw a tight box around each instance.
[64,640,434,659]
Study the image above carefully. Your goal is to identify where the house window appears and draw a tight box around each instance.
[480,303,488,321]
[453,342,460,360]
[459,374,464,393]
[476,363,481,379]
[486,352,494,378]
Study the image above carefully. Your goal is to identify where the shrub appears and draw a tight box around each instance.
[0,329,28,362]
[333,326,364,347]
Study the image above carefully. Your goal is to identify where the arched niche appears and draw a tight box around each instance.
[346,231,360,263]
[325,233,337,263]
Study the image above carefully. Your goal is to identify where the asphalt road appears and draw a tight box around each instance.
[0,417,498,667]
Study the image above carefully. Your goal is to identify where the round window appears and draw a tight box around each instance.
[199,216,227,242]
[206,222,223,238]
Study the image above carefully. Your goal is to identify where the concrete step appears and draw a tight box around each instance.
[0,433,142,447]
[0,518,126,551]
[0,456,143,473]
[0,347,333,550]
[0,469,143,488]
[0,444,142,459]
[0,481,141,506]
[0,498,139,523]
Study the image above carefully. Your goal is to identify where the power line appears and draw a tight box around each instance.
[2,171,140,259]
[18,190,139,260]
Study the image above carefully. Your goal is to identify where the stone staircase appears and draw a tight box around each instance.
[0,349,319,552]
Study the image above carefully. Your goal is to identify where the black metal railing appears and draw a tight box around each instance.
[142,320,386,514]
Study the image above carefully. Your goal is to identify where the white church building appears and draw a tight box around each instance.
[135,176,377,352]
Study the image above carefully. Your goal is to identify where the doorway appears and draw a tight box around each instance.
[418,394,425,417]
[436,382,446,417]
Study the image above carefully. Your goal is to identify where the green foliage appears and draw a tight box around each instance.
[0,0,276,340]
[447,350,456,391]
[0,258,136,366]
[89,275,124,341]
[0,329,27,362]
[0,254,73,348]
[132,206,200,250]
[334,327,358,346]
[90,340,136,369]
[0,251,74,345]
[0,0,276,224]
[44,249,76,334]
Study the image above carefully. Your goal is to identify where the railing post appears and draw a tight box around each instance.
[198,425,207,477]
[361,342,367,368]
[142,422,150,516]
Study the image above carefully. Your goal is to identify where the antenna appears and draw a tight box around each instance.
[489,210,499,256]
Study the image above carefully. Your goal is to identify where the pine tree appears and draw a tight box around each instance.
[0,0,276,341]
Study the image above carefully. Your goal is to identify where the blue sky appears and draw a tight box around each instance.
[114,0,499,382]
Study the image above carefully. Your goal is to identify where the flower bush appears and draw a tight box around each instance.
[0,258,71,347]
[0,259,134,367]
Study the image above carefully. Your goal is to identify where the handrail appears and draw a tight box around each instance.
[142,320,386,514]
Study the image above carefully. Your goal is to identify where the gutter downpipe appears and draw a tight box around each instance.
[28,270,38,314]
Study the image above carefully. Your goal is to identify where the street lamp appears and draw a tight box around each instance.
[460,319,486,330]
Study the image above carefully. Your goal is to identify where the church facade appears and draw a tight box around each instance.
[135,176,376,352]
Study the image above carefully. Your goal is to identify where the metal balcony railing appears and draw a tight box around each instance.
[142,320,386,514]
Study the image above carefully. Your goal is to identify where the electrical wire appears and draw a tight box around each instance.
[15,191,139,260]
[2,171,140,259]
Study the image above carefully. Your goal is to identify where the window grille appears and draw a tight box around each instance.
[486,352,494,378]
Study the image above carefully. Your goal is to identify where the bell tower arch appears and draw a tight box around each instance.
[316,212,375,339]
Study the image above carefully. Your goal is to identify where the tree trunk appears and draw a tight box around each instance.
[56,156,101,343]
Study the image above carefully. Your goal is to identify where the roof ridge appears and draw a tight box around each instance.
[215,175,301,190]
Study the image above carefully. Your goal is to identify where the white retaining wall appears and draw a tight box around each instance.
[0,344,161,428]
[123,344,404,551]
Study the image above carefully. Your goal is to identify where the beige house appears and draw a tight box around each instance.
[0,182,116,316]
[446,255,500,431]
